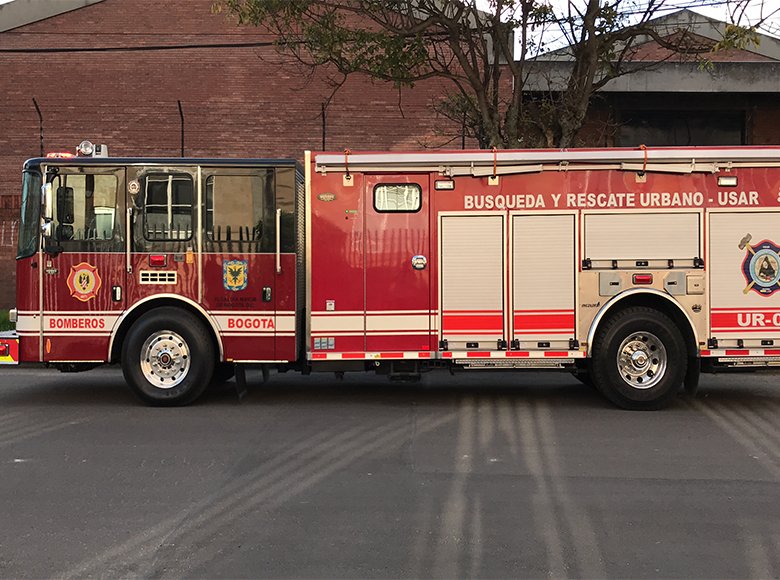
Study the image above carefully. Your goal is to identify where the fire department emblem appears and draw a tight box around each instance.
[66,262,102,302]
[223,260,248,292]
[740,234,780,296]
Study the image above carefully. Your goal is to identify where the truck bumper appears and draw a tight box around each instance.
[0,332,19,364]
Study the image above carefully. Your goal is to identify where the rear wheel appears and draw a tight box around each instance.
[590,307,686,410]
[121,307,214,406]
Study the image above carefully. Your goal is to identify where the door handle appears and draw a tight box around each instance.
[262,287,272,302]
[412,255,427,270]
[275,208,281,274]
[126,207,133,274]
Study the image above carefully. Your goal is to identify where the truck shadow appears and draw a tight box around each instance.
[206,369,623,410]
[4,366,779,411]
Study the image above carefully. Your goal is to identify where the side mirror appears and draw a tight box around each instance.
[42,183,53,220]
[57,186,75,225]
[40,184,63,256]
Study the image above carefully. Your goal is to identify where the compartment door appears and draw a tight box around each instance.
[512,214,576,347]
[440,214,505,348]
[364,176,430,352]
[710,211,780,338]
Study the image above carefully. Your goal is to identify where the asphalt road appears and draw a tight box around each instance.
[1,365,780,578]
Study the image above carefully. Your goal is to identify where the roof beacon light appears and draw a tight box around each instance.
[46,152,74,158]
[77,140,94,156]
[76,141,109,157]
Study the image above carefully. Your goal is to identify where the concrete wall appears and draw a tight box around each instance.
[0,0,105,33]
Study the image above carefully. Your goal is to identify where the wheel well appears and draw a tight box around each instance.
[589,293,698,359]
[109,298,222,364]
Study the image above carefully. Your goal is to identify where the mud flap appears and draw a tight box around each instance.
[234,363,271,402]
[235,364,248,402]
[684,356,700,397]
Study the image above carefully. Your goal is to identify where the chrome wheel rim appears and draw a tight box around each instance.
[140,330,190,389]
[616,331,666,390]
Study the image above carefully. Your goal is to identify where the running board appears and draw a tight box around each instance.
[716,356,780,367]
[456,358,575,369]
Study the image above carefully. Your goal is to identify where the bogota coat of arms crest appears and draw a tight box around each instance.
[223,260,248,292]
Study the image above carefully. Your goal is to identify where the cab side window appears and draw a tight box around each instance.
[142,173,193,240]
[204,170,273,253]
[51,173,118,244]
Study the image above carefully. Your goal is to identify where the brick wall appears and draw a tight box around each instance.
[0,199,21,309]
[0,0,476,309]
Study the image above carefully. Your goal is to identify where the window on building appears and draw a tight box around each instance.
[374,184,422,212]
[619,111,745,146]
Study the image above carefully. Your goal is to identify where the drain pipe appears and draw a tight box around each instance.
[178,100,185,156]
[33,98,43,156]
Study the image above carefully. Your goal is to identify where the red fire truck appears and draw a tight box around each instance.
[5,142,780,409]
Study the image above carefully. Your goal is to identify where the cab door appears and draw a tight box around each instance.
[364,175,430,352]
[42,167,125,362]
[126,166,200,313]
[201,168,277,361]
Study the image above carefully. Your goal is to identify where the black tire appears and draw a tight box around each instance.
[121,307,215,406]
[590,307,686,410]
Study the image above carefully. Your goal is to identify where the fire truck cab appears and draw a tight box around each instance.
[9,143,780,410]
[13,148,302,405]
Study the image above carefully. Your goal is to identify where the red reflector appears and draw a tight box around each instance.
[633,273,653,284]
[46,152,75,158]
[149,254,167,267]
[0,344,7,357]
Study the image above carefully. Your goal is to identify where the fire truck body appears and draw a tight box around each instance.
[9,145,780,408]
[308,148,780,387]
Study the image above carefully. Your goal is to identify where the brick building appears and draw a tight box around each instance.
[526,10,780,148]
[0,3,778,309]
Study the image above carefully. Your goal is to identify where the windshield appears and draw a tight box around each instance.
[18,170,41,259]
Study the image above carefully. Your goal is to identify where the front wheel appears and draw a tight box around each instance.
[121,307,215,406]
[590,307,686,410]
